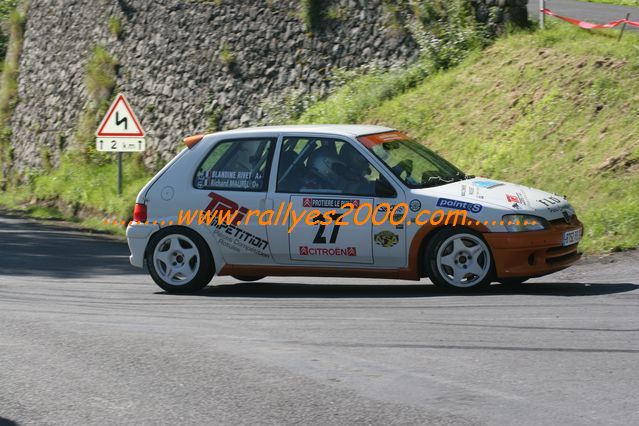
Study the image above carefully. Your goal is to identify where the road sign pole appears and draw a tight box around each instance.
[117,152,123,196]
[96,94,146,196]
[540,0,545,30]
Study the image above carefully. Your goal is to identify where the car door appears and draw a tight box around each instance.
[192,136,276,265]
[266,135,407,267]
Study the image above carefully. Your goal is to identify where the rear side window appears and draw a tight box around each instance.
[194,138,275,191]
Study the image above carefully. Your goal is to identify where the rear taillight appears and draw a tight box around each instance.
[133,203,147,223]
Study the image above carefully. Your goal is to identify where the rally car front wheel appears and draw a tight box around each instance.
[146,227,214,294]
[425,229,494,291]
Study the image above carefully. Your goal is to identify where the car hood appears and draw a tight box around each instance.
[412,177,574,222]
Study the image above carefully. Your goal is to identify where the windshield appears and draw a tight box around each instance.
[361,136,467,188]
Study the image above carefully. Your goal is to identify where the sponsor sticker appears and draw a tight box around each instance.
[436,198,483,213]
[537,196,562,207]
[205,192,269,256]
[376,204,405,214]
[515,191,528,205]
[506,194,521,203]
[303,198,360,208]
[409,199,422,212]
[374,231,399,248]
[197,170,264,190]
[298,246,357,256]
[474,180,503,189]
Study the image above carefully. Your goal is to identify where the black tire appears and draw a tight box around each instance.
[425,228,494,291]
[232,275,265,282]
[145,227,214,294]
[499,278,528,286]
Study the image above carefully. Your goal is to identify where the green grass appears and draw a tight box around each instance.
[300,22,639,253]
[218,41,235,67]
[300,0,322,31]
[0,151,151,232]
[107,15,122,39]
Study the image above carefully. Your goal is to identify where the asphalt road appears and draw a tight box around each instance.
[527,0,639,25]
[1,213,638,425]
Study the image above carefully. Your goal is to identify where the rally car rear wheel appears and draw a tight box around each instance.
[426,229,494,291]
[146,227,213,294]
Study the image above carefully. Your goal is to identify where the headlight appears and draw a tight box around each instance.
[502,214,549,232]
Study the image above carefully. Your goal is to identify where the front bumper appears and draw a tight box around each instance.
[484,218,583,279]
[126,223,160,268]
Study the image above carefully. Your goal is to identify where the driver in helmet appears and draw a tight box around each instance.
[303,146,346,191]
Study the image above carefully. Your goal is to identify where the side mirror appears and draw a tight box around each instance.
[375,178,396,198]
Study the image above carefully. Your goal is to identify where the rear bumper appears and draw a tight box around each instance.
[484,218,583,279]
[126,224,159,268]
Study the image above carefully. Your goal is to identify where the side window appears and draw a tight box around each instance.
[276,137,391,196]
[194,138,275,191]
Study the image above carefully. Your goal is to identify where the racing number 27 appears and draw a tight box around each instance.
[313,213,342,244]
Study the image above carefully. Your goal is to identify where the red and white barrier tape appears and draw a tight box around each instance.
[542,8,639,29]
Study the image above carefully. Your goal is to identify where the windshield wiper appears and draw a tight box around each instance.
[421,176,456,188]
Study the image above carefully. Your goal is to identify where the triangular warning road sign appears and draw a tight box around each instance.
[96,94,145,137]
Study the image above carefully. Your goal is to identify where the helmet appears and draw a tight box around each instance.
[307,147,346,184]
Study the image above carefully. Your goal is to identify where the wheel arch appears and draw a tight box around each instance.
[407,218,490,279]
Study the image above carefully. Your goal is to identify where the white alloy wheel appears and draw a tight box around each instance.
[435,233,491,288]
[152,234,201,286]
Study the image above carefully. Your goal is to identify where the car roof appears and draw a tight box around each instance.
[208,124,395,138]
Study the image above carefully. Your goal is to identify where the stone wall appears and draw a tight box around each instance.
[10,0,527,170]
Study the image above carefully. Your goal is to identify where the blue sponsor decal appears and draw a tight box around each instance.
[474,180,503,189]
[437,198,483,213]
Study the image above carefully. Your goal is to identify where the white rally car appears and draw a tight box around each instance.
[127,125,583,293]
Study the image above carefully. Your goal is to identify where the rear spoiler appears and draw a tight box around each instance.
[184,134,204,149]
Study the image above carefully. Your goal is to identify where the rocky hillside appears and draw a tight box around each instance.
[9,0,525,171]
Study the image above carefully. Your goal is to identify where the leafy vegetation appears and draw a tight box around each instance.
[298,0,490,125]
[0,0,17,60]
[300,0,323,31]
[107,15,122,39]
[0,1,25,190]
[73,45,118,162]
[399,0,493,69]
[300,22,639,252]
[218,41,235,67]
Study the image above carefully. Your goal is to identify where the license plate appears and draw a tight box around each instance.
[563,228,582,246]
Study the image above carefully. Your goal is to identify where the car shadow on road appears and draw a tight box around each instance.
[161,281,639,298]
[0,417,18,426]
